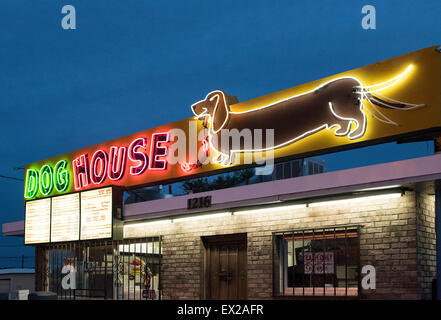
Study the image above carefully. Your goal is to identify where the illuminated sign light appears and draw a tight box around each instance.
[72,133,169,191]
[25,187,121,243]
[108,146,127,181]
[23,46,441,201]
[128,137,148,175]
[191,65,425,166]
[54,160,69,192]
[24,169,38,199]
[122,192,401,228]
[80,187,113,240]
[308,192,402,207]
[24,160,70,200]
[73,154,90,190]
[24,133,170,199]
[24,198,51,244]
[149,133,170,170]
[90,150,108,185]
[51,193,80,242]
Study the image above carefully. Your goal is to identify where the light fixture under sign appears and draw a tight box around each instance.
[234,203,307,215]
[173,211,232,223]
[124,219,172,229]
[308,192,402,208]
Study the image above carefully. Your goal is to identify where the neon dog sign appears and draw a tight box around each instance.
[23,46,441,201]
[191,65,425,166]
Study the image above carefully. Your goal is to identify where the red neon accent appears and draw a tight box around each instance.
[73,154,90,190]
[202,138,210,156]
[90,150,108,184]
[128,137,148,175]
[149,132,169,170]
[202,139,209,152]
[108,146,127,181]
[181,162,192,172]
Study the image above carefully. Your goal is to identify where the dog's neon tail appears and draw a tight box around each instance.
[361,96,399,126]
[366,91,425,109]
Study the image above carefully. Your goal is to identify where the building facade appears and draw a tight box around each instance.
[3,45,441,300]
[3,153,439,300]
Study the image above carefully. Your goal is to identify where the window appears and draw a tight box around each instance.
[41,237,162,300]
[273,226,360,297]
[308,162,314,175]
[292,160,301,177]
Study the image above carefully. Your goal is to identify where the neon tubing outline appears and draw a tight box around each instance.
[24,169,38,199]
[149,132,170,170]
[128,137,148,176]
[192,64,423,166]
[54,160,69,192]
[90,150,108,184]
[108,146,127,181]
[39,164,54,196]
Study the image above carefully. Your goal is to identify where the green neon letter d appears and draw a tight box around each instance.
[24,169,39,199]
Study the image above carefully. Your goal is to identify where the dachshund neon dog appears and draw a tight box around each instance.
[191,65,425,166]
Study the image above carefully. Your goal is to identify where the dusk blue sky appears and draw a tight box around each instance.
[0,1,440,264]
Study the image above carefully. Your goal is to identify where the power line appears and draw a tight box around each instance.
[0,245,27,247]
[0,174,23,182]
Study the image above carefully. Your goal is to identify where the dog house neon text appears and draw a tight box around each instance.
[73,133,169,190]
[24,160,70,199]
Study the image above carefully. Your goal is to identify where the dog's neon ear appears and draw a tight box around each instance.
[210,91,230,133]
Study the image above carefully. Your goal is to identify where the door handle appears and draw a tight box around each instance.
[218,270,233,282]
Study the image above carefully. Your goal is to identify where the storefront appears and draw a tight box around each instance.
[119,154,438,299]
[2,45,441,299]
[35,237,161,300]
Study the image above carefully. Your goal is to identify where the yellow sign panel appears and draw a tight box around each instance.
[196,45,441,165]
[24,46,441,200]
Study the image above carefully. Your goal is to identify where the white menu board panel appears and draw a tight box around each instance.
[80,187,113,240]
[25,198,51,244]
[51,193,80,242]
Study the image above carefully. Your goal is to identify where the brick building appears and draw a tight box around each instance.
[2,45,441,300]
[3,152,439,300]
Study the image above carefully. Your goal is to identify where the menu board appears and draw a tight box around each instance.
[51,193,80,242]
[80,187,113,240]
[25,198,51,244]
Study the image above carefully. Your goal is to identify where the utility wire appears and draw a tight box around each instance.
[0,174,23,181]
[0,245,28,247]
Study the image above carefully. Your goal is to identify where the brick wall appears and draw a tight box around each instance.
[416,181,437,299]
[35,246,49,291]
[124,186,428,300]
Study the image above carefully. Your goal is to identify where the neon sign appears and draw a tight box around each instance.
[23,46,441,201]
[108,146,127,181]
[128,137,148,175]
[25,133,171,200]
[25,160,70,200]
[90,150,108,185]
[191,64,425,165]
[149,133,170,170]
[70,133,169,191]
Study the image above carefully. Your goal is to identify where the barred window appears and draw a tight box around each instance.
[42,237,162,300]
[273,226,360,297]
